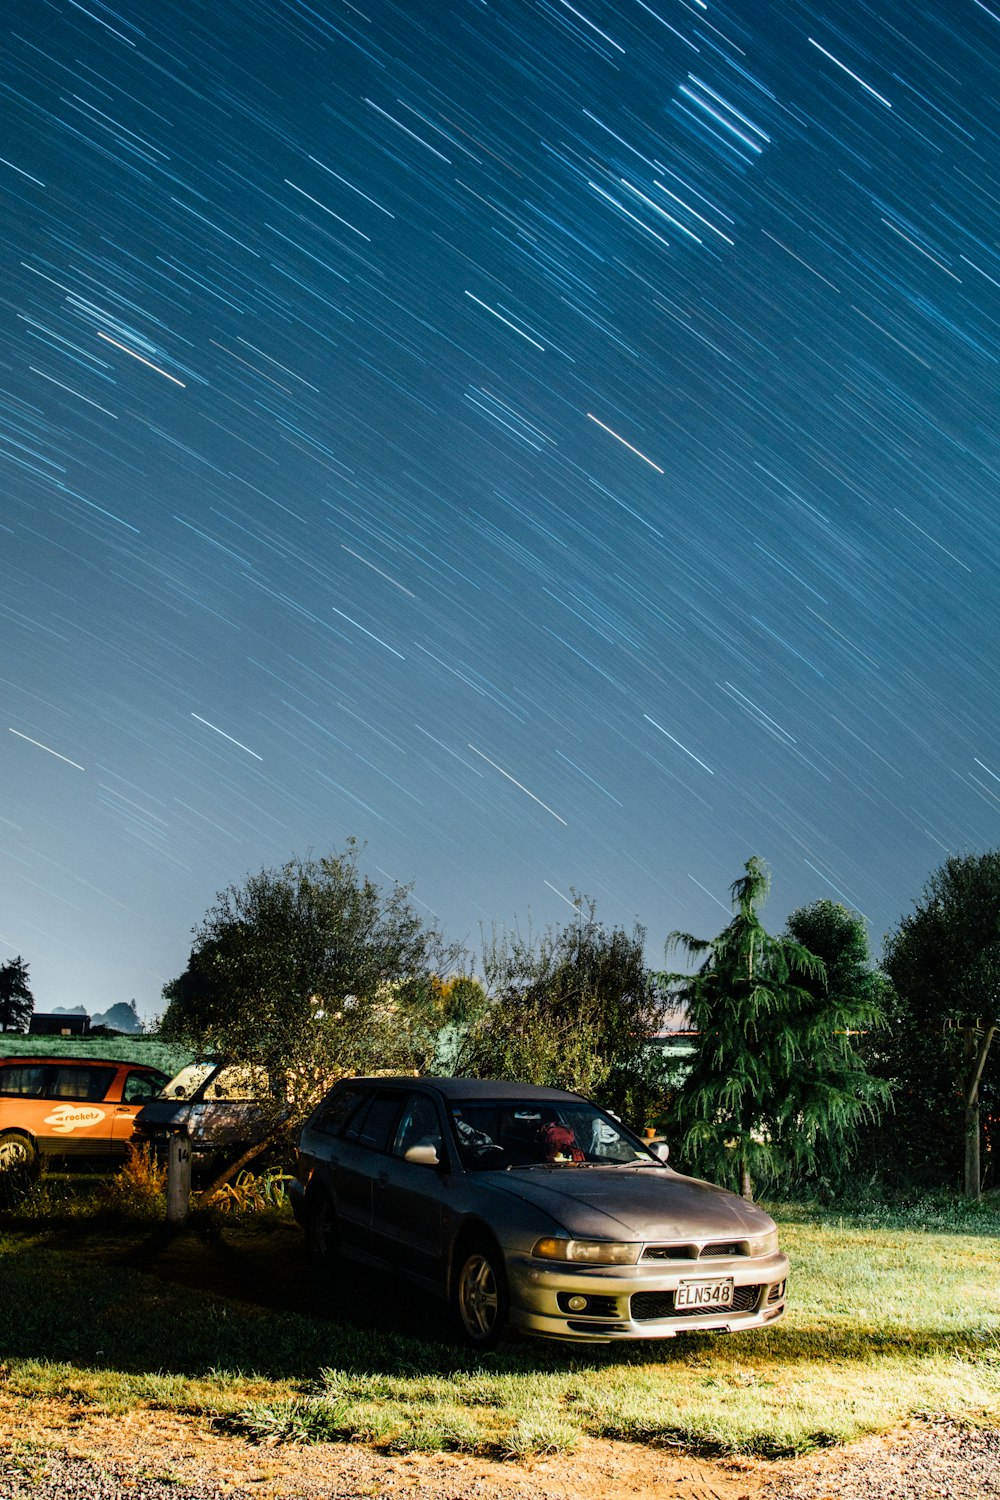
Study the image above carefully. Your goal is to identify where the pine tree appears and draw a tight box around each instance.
[664,859,888,1199]
[0,956,34,1032]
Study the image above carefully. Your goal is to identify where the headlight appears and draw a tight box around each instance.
[532,1237,641,1265]
[747,1229,780,1257]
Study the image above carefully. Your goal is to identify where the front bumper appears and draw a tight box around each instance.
[505,1250,789,1342]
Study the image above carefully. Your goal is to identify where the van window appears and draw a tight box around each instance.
[0,1065,52,1098]
[50,1066,117,1101]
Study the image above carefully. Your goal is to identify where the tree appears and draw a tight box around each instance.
[91,1000,143,1034]
[783,900,894,1191]
[664,859,888,1200]
[160,844,448,1179]
[0,957,34,1033]
[882,852,1000,1198]
[455,901,670,1127]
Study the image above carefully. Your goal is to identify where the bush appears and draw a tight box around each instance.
[96,1142,168,1219]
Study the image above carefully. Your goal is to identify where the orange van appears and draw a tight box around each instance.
[0,1056,169,1171]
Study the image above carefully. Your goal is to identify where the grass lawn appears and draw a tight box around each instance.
[1,1187,998,1459]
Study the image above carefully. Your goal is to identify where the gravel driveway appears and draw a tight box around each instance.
[1,1415,998,1500]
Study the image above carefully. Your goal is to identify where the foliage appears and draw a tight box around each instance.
[0,956,34,1033]
[209,1168,293,1215]
[880,852,1000,1191]
[782,900,895,1192]
[427,974,491,1074]
[428,973,489,1027]
[665,860,889,1199]
[96,1142,168,1219]
[91,1000,143,1034]
[455,901,670,1126]
[159,844,448,1151]
[225,1395,351,1445]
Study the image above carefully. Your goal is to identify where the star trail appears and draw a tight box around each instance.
[2,0,999,1018]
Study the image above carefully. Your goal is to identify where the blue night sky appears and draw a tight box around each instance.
[3,0,999,1021]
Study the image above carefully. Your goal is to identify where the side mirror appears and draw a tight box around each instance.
[652,1141,669,1162]
[404,1143,440,1166]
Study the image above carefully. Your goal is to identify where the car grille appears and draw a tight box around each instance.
[631,1284,762,1321]
[642,1241,747,1261]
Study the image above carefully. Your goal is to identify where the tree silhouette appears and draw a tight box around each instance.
[0,956,34,1032]
[883,852,1000,1197]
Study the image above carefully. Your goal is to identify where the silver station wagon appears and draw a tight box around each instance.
[290,1077,789,1347]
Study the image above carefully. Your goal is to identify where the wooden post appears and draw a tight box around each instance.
[963,1024,997,1201]
[166,1131,191,1225]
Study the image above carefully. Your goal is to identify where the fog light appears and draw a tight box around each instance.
[567,1295,588,1312]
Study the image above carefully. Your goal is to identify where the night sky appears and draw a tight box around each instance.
[3,0,999,1022]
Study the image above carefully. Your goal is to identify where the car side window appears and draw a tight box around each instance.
[122,1070,166,1104]
[49,1066,117,1101]
[343,1092,404,1152]
[312,1085,369,1136]
[393,1095,443,1164]
[0,1065,53,1098]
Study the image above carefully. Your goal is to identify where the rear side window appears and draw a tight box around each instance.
[0,1065,53,1098]
[343,1092,405,1152]
[50,1066,117,1101]
[311,1085,368,1136]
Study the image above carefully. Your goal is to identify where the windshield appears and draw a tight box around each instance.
[449,1099,654,1171]
[160,1062,269,1101]
[161,1062,216,1099]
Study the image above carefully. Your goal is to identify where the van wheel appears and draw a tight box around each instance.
[0,1131,36,1173]
[453,1237,509,1350]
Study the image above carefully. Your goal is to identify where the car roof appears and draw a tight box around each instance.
[347,1076,585,1103]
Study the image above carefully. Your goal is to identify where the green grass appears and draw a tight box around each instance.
[1,1190,998,1460]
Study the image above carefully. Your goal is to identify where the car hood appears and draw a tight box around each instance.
[478,1165,774,1240]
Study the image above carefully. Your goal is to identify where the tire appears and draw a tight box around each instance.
[306,1189,340,1266]
[0,1131,38,1206]
[453,1237,509,1350]
[0,1131,36,1173]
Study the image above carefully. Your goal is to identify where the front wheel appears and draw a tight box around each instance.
[0,1131,36,1173]
[0,1131,38,1205]
[453,1239,509,1350]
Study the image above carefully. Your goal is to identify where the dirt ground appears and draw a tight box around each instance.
[2,1396,998,1500]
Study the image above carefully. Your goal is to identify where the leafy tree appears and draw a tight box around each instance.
[665,859,888,1200]
[426,974,490,1074]
[882,852,1000,1197]
[455,902,670,1126]
[0,957,34,1033]
[783,900,894,1191]
[160,844,449,1179]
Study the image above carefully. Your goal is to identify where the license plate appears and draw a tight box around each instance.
[675,1278,734,1310]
